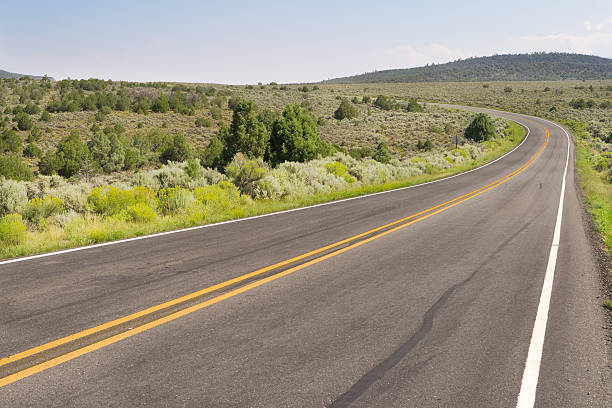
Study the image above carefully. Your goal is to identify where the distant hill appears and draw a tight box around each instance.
[0,69,48,80]
[323,53,612,83]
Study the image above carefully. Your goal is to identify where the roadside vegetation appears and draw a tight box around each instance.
[561,120,611,251]
[0,75,526,259]
[331,79,610,255]
[377,78,611,308]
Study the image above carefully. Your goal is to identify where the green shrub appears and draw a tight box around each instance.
[28,127,42,143]
[14,112,33,131]
[193,181,242,210]
[210,106,222,120]
[40,111,51,122]
[151,93,170,113]
[212,95,226,109]
[88,131,126,173]
[416,139,433,151]
[0,213,26,244]
[593,156,609,171]
[257,109,280,131]
[38,151,61,175]
[226,153,268,196]
[269,104,331,165]
[195,117,211,128]
[88,185,156,216]
[23,143,42,158]
[0,178,28,216]
[123,147,142,170]
[0,155,34,181]
[157,187,194,214]
[42,131,90,177]
[126,203,157,223]
[198,136,224,169]
[1,129,22,153]
[45,181,91,213]
[373,142,392,163]
[185,158,201,180]
[160,133,191,163]
[88,185,132,215]
[334,98,359,120]
[324,161,355,183]
[94,111,106,122]
[465,113,496,142]
[220,99,268,165]
[23,195,64,224]
[349,147,372,159]
[406,98,424,113]
[147,163,189,189]
[373,95,398,111]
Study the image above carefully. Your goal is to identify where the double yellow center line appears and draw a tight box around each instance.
[0,123,548,387]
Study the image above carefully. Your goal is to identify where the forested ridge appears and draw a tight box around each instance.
[323,53,612,83]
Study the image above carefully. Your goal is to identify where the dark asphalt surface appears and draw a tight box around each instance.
[1,108,610,407]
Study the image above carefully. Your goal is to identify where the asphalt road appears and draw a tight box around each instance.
[1,107,610,407]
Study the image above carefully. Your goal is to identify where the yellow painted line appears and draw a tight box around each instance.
[0,126,548,387]
[0,139,533,369]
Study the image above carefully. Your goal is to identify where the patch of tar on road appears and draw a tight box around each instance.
[328,212,543,407]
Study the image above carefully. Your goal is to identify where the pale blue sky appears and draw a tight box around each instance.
[1,0,611,83]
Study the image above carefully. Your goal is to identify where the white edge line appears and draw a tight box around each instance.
[0,111,532,266]
[515,119,570,407]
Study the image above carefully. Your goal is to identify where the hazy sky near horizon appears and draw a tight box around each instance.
[2,0,611,83]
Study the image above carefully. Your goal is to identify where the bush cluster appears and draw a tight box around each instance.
[23,195,64,225]
[334,99,359,120]
[0,155,34,181]
[87,185,157,216]
[0,177,28,216]
[0,213,26,244]
[373,95,400,111]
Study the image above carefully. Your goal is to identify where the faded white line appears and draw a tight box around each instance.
[0,114,531,266]
[516,120,570,407]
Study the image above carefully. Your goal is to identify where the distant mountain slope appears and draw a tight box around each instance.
[323,53,612,83]
[0,69,47,80]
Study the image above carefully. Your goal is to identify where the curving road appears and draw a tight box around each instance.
[0,107,610,407]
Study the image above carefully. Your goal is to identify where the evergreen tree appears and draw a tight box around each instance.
[334,98,359,120]
[14,112,33,131]
[373,141,392,163]
[373,95,397,111]
[199,136,224,168]
[43,131,90,177]
[269,104,330,165]
[88,131,126,173]
[0,129,22,154]
[161,133,191,163]
[151,93,170,113]
[220,99,269,165]
[464,113,496,142]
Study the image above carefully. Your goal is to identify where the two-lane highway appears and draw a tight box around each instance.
[1,108,610,407]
